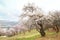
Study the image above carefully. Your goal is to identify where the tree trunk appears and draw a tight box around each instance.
[53,25,59,33]
[38,23,46,37]
[39,27,45,37]
[55,25,59,33]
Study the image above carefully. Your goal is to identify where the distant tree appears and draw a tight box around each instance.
[0,27,3,36]
[6,28,16,37]
[49,10,60,33]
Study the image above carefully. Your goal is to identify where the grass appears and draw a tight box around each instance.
[0,29,60,40]
[0,29,40,40]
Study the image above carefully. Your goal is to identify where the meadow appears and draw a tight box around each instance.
[0,29,60,40]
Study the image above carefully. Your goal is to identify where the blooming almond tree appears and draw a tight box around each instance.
[19,3,45,37]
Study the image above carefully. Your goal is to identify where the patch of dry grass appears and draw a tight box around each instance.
[35,31,60,40]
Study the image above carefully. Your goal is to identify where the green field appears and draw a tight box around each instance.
[0,29,40,40]
[0,29,59,40]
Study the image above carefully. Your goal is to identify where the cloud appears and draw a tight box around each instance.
[16,0,60,15]
[0,0,60,21]
[0,0,20,21]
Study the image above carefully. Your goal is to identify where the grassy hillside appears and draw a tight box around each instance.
[0,29,60,40]
[0,29,40,40]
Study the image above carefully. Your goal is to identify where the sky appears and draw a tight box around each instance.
[0,0,60,22]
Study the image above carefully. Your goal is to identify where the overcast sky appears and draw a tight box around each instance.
[0,0,60,22]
